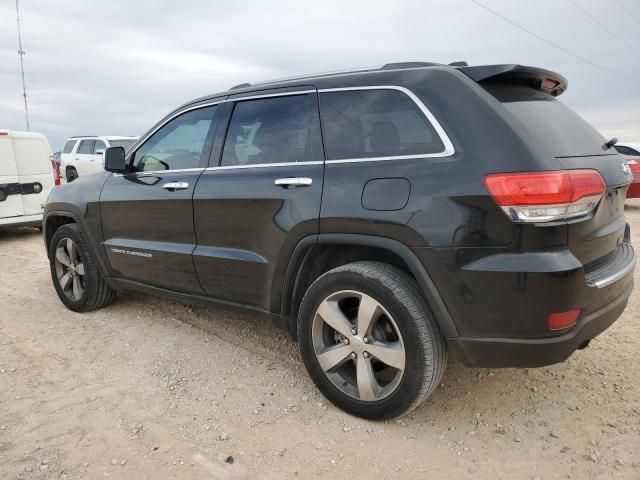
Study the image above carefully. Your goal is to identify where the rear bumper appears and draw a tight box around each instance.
[413,239,635,368]
[448,281,632,367]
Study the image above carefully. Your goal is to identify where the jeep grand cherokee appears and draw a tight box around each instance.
[43,61,635,419]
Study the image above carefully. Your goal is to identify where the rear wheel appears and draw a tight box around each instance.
[49,224,115,312]
[298,261,446,420]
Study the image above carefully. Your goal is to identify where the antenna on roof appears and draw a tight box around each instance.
[15,0,30,131]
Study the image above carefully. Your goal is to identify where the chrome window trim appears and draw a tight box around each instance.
[113,167,205,177]
[228,89,315,102]
[124,90,317,176]
[205,161,323,172]
[317,85,455,164]
[119,85,454,176]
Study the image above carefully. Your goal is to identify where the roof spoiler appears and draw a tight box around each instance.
[456,64,568,97]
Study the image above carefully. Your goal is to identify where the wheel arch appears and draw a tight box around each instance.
[280,234,459,340]
[44,208,111,279]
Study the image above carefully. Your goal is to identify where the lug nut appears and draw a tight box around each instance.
[363,351,370,358]
[363,336,370,344]
[350,352,357,359]
[351,328,357,335]
[343,338,350,345]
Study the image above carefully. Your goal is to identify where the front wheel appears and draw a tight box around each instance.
[49,224,116,312]
[298,261,446,420]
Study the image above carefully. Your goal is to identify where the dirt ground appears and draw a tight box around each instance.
[0,204,639,480]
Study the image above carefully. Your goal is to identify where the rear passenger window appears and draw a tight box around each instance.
[319,89,444,160]
[62,140,77,154]
[93,140,107,152]
[221,95,313,167]
[77,140,94,154]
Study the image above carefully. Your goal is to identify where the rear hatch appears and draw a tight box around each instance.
[468,66,632,266]
[0,134,24,219]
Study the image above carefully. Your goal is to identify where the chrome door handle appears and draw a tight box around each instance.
[162,181,189,191]
[274,177,312,188]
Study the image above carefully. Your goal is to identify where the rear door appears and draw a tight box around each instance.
[13,134,53,216]
[192,89,325,310]
[75,139,94,177]
[100,104,223,293]
[0,134,23,219]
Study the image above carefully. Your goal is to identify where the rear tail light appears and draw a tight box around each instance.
[50,157,61,186]
[548,309,580,331]
[484,169,605,223]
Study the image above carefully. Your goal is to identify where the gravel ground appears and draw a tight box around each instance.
[0,202,639,480]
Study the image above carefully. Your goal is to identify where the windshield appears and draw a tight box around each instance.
[109,139,137,151]
[483,83,608,158]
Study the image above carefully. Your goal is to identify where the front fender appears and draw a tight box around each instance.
[44,172,111,276]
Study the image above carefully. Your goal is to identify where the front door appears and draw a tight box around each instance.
[100,104,223,293]
[193,89,325,311]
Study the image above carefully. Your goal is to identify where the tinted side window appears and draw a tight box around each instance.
[221,95,313,167]
[93,140,107,152]
[134,106,218,172]
[319,89,444,160]
[630,148,640,156]
[62,140,77,154]
[77,140,94,154]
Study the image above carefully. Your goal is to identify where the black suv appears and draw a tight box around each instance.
[44,62,635,419]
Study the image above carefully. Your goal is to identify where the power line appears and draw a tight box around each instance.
[615,0,640,24]
[471,0,639,83]
[569,0,640,55]
[15,0,29,131]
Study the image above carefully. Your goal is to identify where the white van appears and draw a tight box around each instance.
[0,130,57,228]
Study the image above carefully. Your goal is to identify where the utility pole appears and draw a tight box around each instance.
[15,0,30,131]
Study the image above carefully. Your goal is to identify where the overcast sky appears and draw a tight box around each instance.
[1,0,639,151]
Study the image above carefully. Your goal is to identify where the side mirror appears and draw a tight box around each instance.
[104,146,127,173]
[95,149,105,156]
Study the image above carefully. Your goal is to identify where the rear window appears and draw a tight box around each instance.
[62,140,77,154]
[484,83,607,158]
[319,89,444,160]
[77,140,94,154]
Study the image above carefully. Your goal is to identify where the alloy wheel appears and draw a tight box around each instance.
[54,238,86,301]
[311,290,406,402]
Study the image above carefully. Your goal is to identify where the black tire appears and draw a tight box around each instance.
[66,168,78,183]
[49,223,116,312]
[298,261,446,420]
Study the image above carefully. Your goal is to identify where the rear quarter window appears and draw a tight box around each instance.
[319,89,445,160]
[62,140,77,154]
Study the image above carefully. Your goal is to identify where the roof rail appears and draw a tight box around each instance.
[230,82,251,90]
[227,61,449,91]
[380,61,441,70]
